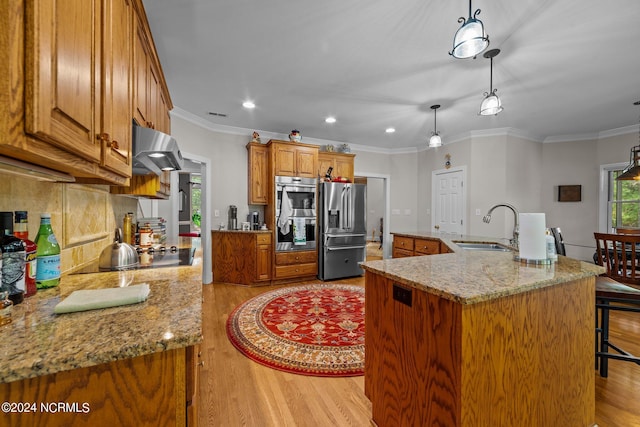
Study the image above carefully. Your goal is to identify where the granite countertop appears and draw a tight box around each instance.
[0,243,204,384]
[362,231,604,305]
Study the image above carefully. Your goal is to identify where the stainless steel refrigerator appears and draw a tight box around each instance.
[318,182,367,280]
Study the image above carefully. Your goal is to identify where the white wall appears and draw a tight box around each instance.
[169,112,637,263]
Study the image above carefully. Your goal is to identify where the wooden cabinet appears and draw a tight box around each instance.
[273,250,317,280]
[318,152,355,182]
[131,4,172,134]
[0,0,134,184]
[212,231,273,285]
[0,347,193,426]
[256,233,272,280]
[392,235,415,258]
[270,140,318,178]
[414,238,441,255]
[110,171,172,199]
[392,234,450,258]
[247,142,269,205]
[102,0,135,177]
[186,344,202,426]
[110,1,174,198]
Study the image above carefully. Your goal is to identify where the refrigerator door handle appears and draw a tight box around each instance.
[325,233,366,238]
[326,245,366,251]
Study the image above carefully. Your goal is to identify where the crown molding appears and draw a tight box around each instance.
[170,107,636,153]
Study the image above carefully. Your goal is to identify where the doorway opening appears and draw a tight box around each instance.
[354,173,391,259]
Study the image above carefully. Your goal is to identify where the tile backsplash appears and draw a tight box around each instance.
[0,175,137,275]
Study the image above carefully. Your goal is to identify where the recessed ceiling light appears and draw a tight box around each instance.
[242,100,256,109]
[385,127,396,133]
[325,116,336,124]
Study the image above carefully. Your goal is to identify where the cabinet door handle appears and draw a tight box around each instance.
[98,134,128,159]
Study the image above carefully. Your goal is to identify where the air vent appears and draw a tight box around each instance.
[208,112,228,118]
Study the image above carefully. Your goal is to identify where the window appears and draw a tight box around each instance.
[191,174,202,230]
[608,169,640,229]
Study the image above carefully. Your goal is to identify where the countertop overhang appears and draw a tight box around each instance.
[362,231,604,304]
[0,241,204,384]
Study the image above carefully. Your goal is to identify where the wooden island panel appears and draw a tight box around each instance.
[365,271,595,426]
[0,348,186,427]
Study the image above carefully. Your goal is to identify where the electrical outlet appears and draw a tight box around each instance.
[404,209,411,215]
[214,210,220,217]
[393,284,412,307]
[392,209,401,215]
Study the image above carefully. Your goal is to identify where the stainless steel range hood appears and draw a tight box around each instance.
[132,124,184,175]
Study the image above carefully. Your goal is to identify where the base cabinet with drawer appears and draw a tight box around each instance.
[212,230,272,286]
[274,250,318,281]
[392,234,451,258]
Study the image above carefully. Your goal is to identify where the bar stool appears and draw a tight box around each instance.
[593,232,640,377]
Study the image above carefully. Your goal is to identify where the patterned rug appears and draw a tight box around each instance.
[226,283,365,377]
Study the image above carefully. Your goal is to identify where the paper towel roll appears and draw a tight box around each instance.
[519,213,546,260]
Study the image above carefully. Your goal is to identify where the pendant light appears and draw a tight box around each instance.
[449,0,490,59]
[616,101,640,181]
[429,105,442,148]
[479,48,503,116]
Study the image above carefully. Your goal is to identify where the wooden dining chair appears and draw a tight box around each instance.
[593,232,640,377]
[593,232,640,286]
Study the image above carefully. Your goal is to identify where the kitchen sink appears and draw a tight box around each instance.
[454,242,512,252]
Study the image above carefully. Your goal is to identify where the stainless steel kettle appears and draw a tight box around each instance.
[99,228,140,271]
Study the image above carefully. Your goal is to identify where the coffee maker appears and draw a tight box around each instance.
[251,211,259,230]
[228,205,237,230]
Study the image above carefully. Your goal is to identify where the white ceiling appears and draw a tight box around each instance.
[143,0,640,151]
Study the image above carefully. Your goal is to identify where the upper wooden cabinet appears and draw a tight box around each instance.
[132,4,172,134]
[269,140,318,178]
[102,0,134,177]
[0,0,133,184]
[318,152,355,182]
[247,142,269,205]
[110,0,174,198]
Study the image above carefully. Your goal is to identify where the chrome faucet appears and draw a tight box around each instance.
[483,203,520,249]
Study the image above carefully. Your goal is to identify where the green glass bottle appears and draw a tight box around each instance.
[35,213,60,288]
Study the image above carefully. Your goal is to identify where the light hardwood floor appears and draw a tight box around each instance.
[199,277,640,426]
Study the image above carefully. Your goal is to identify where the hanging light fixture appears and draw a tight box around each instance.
[479,48,503,116]
[449,0,490,59]
[616,101,640,181]
[429,105,442,148]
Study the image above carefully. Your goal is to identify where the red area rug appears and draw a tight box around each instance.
[226,284,365,377]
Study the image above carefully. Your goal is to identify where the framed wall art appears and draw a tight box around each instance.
[558,185,581,202]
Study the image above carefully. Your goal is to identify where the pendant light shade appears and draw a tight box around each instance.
[429,105,442,148]
[617,102,640,180]
[617,145,640,180]
[449,0,489,59]
[479,49,503,116]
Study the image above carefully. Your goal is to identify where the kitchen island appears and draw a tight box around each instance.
[362,232,603,427]
[0,239,203,426]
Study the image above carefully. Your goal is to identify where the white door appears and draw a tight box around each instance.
[432,168,466,234]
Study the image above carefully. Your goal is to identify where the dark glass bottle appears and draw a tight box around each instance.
[0,212,26,304]
[14,211,37,297]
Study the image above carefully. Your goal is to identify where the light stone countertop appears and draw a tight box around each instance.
[0,242,203,384]
[361,231,604,304]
